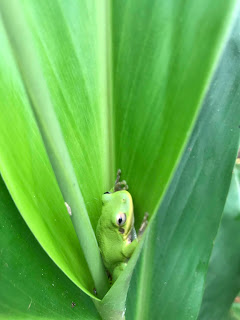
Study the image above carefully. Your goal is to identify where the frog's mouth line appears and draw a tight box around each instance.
[119,227,125,234]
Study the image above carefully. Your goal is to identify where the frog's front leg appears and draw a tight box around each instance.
[113,263,127,282]
[122,239,138,258]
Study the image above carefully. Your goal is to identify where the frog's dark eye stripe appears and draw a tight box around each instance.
[104,191,111,194]
[116,212,126,226]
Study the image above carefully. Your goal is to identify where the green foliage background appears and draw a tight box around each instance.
[0,1,240,319]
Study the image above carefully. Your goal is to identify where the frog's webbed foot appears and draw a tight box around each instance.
[138,212,149,238]
[114,169,129,192]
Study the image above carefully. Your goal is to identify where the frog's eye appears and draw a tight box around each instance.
[104,191,111,194]
[116,212,126,226]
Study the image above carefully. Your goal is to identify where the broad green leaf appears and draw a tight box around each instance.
[112,0,239,227]
[0,177,100,319]
[0,13,96,297]
[96,1,240,318]
[0,0,110,297]
[198,160,240,320]
[0,0,109,297]
[126,15,240,320]
[0,0,239,316]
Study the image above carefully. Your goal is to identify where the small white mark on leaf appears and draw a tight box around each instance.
[28,299,32,310]
[64,202,72,216]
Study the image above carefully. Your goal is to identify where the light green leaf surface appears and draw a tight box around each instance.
[112,0,239,227]
[0,0,109,297]
[229,303,240,320]
[0,0,112,297]
[0,0,239,318]
[0,12,96,297]
[126,17,240,320]
[0,177,100,319]
[198,160,240,320]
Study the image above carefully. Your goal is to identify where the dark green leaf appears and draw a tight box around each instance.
[198,161,240,320]
[126,15,240,319]
[0,177,100,319]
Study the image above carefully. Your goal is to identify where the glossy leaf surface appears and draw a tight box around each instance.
[0,0,239,318]
[112,0,239,226]
[0,177,100,319]
[126,17,240,319]
[198,161,240,320]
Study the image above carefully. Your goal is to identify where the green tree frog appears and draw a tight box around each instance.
[96,169,148,283]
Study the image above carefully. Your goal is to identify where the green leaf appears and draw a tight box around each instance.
[0,0,239,318]
[198,160,240,320]
[0,176,100,319]
[0,0,109,297]
[0,0,110,298]
[126,15,240,319]
[112,0,239,226]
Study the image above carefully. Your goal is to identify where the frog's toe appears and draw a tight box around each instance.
[115,169,122,185]
[114,180,129,191]
[138,212,149,238]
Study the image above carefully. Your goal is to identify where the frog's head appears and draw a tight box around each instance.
[102,190,134,239]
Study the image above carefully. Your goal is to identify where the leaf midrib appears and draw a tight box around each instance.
[98,0,115,188]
